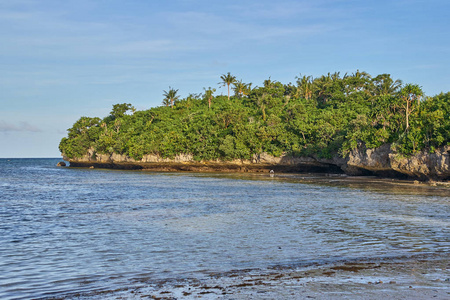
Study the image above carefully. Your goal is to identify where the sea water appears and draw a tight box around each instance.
[0,158,448,299]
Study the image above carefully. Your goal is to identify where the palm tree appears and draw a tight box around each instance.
[203,87,216,109]
[162,97,171,107]
[263,77,274,89]
[295,75,314,99]
[244,83,253,96]
[339,70,369,96]
[372,74,402,96]
[313,74,333,104]
[233,80,246,98]
[351,70,371,92]
[163,87,180,109]
[219,72,236,100]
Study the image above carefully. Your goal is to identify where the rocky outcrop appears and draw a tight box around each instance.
[341,144,450,180]
[63,144,450,181]
[389,146,450,180]
[64,148,343,174]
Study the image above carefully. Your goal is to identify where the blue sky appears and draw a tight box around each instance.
[1,0,449,157]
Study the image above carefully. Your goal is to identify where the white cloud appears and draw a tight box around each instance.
[0,120,42,132]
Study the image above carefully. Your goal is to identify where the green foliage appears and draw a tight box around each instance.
[59,73,450,161]
[393,92,450,154]
[110,103,134,119]
[59,116,101,158]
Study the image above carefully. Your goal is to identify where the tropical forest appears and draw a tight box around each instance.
[59,71,450,162]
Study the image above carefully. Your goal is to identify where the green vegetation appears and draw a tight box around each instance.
[59,71,450,161]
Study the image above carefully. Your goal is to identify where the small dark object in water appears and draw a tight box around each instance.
[57,162,66,167]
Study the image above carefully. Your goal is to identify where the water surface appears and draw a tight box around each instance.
[0,158,448,299]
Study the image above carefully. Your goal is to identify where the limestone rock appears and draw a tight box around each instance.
[347,144,392,171]
[61,144,450,181]
[389,146,450,179]
[341,144,450,180]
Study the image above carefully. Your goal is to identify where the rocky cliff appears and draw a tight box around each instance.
[342,144,450,180]
[63,144,450,181]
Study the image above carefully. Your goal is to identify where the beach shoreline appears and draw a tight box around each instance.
[56,254,449,299]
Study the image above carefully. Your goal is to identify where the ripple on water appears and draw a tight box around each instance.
[0,159,449,299]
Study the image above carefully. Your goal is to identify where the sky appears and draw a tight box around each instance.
[0,0,449,158]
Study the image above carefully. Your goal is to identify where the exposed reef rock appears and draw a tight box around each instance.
[63,144,450,181]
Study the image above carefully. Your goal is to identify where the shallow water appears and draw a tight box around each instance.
[0,158,448,299]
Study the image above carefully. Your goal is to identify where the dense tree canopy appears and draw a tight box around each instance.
[59,72,450,161]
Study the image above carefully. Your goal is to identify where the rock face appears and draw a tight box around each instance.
[389,146,450,180]
[63,144,450,181]
[343,144,450,180]
[56,161,66,167]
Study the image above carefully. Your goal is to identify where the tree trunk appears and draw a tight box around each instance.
[406,100,409,129]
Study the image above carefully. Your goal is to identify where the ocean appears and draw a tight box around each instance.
[0,158,448,299]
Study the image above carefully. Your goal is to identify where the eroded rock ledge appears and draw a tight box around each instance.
[63,144,450,181]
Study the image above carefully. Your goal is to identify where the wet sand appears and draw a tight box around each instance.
[66,254,449,299]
